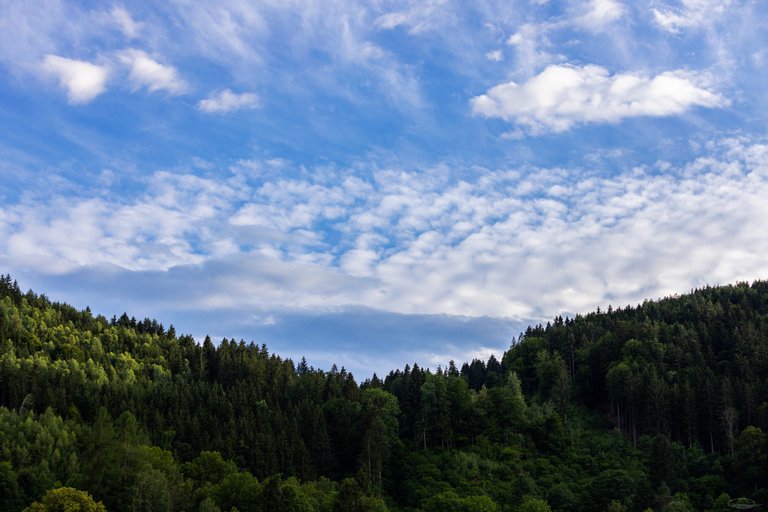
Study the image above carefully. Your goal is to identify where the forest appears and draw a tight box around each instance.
[0,274,767,511]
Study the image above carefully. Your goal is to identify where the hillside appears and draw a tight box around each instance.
[0,275,767,511]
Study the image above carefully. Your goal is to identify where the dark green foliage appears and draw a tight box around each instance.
[0,462,23,511]
[2,275,768,510]
[422,490,500,512]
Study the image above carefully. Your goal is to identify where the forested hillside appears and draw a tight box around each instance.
[0,275,767,511]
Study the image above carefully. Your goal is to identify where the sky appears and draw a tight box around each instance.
[1,0,767,379]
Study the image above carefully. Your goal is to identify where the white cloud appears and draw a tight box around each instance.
[159,1,423,109]
[163,1,266,63]
[198,89,260,113]
[507,33,524,46]
[653,0,733,33]
[118,49,186,95]
[374,0,451,34]
[5,139,768,323]
[0,1,76,68]
[501,0,623,79]
[334,9,423,108]
[41,54,109,104]
[573,0,625,31]
[505,23,561,78]
[110,5,141,38]
[753,50,766,69]
[486,50,504,62]
[3,171,240,274]
[471,64,727,134]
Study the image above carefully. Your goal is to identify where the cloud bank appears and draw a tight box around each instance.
[3,138,767,322]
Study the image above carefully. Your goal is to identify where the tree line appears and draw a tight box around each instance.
[0,274,766,511]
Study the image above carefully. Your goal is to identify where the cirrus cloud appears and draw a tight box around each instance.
[373,0,452,34]
[109,5,142,39]
[471,64,727,134]
[653,0,734,33]
[118,49,187,95]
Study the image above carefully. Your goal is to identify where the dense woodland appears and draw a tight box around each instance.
[1,274,767,511]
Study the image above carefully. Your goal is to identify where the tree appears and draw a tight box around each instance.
[0,461,22,512]
[517,496,551,512]
[211,472,262,512]
[723,407,738,455]
[197,497,221,512]
[662,493,693,512]
[606,500,627,512]
[359,389,399,494]
[130,469,172,512]
[489,372,526,444]
[734,425,767,494]
[589,469,636,511]
[420,375,451,449]
[23,487,106,512]
[184,451,238,485]
[334,478,367,512]
[648,434,683,489]
[423,491,500,512]
[79,407,120,500]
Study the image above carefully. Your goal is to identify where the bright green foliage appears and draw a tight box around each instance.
[517,496,551,512]
[22,487,106,512]
[210,472,261,512]
[606,500,626,512]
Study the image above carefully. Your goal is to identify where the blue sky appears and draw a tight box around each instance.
[1,0,767,378]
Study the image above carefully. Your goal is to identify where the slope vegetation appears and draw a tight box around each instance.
[0,275,766,511]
